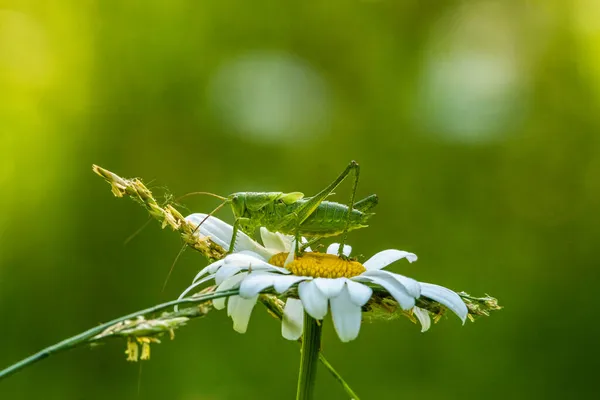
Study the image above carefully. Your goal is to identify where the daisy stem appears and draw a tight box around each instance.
[260,296,360,399]
[296,314,322,400]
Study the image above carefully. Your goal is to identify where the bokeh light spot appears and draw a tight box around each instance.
[414,2,525,144]
[208,51,330,143]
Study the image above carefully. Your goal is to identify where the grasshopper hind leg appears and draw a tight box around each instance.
[353,194,378,213]
[283,160,361,258]
[338,161,360,258]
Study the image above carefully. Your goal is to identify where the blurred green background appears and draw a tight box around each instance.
[2,0,599,398]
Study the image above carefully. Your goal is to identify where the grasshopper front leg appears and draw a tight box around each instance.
[228,217,253,255]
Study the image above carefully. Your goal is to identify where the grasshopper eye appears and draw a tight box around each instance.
[231,194,243,208]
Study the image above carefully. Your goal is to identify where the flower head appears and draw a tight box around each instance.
[182,213,468,342]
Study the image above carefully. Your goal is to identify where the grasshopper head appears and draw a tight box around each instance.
[229,193,247,218]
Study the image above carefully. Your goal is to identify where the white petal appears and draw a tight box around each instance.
[227,295,258,333]
[235,250,269,260]
[260,227,289,253]
[390,273,421,298]
[175,273,216,311]
[279,232,296,252]
[326,243,337,255]
[363,270,421,298]
[213,273,247,310]
[273,275,309,293]
[284,246,295,267]
[185,213,233,248]
[224,253,266,267]
[239,272,276,298]
[363,249,418,270]
[326,243,352,257]
[345,280,373,306]
[282,298,304,340]
[226,295,239,317]
[192,260,224,283]
[298,280,328,319]
[215,264,243,285]
[224,253,290,275]
[420,282,468,323]
[354,274,415,310]
[185,213,272,258]
[413,307,431,332]
[313,278,346,298]
[330,286,362,342]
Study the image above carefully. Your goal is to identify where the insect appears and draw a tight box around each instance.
[191,161,378,257]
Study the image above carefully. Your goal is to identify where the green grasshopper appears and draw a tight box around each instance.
[192,161,378,257]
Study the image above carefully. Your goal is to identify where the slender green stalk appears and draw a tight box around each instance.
[318,354,360,400]
[296,314,323,400]
[2,291,361,400]
[0,290,238,381]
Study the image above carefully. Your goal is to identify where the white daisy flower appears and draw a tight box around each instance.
[181,213,468,342]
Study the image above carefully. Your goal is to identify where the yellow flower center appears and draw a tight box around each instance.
[269,252,366,279]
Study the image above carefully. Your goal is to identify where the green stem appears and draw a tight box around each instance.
[318,354,361,400]
[0,289,239,381]
[296,314,323,400]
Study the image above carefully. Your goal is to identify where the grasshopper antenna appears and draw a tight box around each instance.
[123,218,153,246]
[160,198,229,294]
[190,199,228,235]
[176,191,227,201]
[173,191,229,235]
